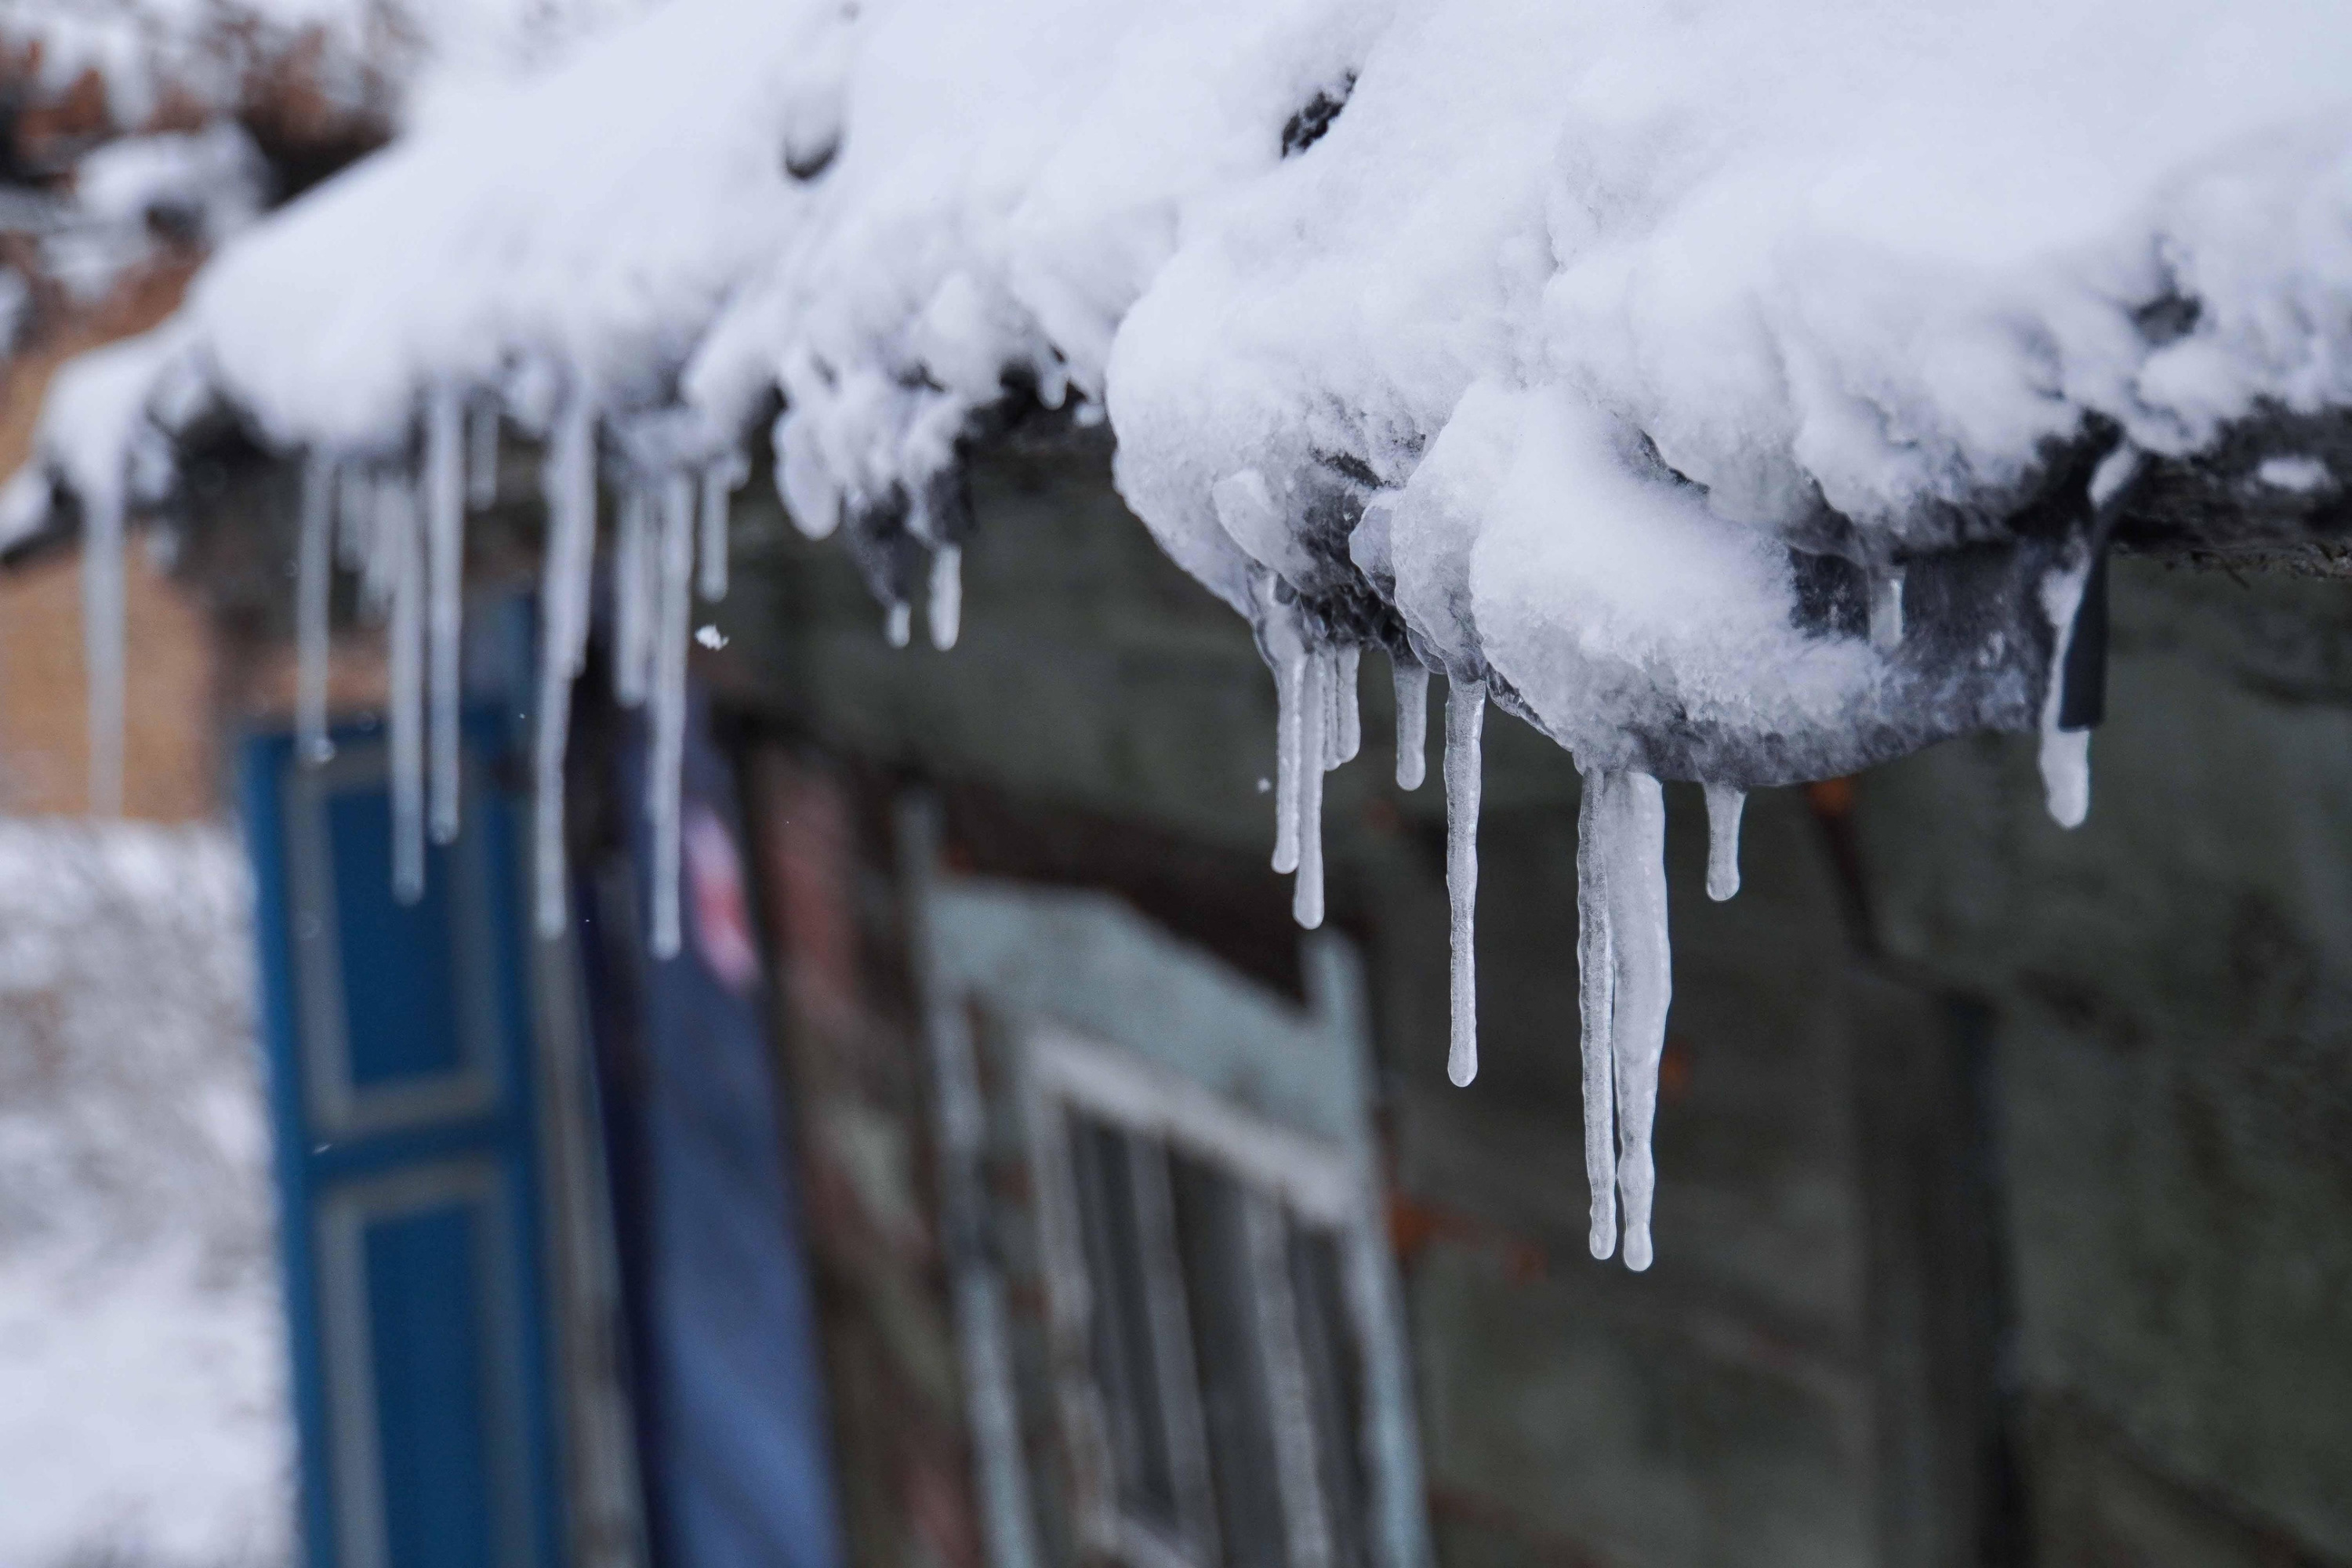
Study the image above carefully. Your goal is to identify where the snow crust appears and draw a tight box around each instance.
[18,0,2352,1263]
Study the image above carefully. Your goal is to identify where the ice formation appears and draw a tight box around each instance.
[425,385,466,845]
[294,456,335,767]
[1443,681,1484,1089]
[17,0,2352,1265]
[384,478,424,905]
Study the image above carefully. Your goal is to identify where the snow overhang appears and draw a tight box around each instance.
[13,0,2352,1269]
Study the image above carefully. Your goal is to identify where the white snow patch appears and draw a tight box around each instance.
[0,821,291,1568]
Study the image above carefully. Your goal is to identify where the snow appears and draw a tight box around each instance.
[0,822,290,1568]
[16,0,2352,1260]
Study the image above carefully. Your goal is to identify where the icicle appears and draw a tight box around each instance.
[696,454,737,602]
[336,462,371,572]
[613,488,652,706]
[648,472,695,959]
[1392,656,1428,790]
[1601,771,1671,1272]
[295,453,336,766]
[1868,565,1906,652]
[1575,768,1617,1259]
[361,470,405,619]
[2038,554,2093,829]
[1325,643,1360,769]
[81,483,125,817]
[466,399,499,510]
[928,544,963,651]
[1294,647,1328,929]
[1272,632,1306,873]
[386,476,425,903]
[426,385,466,845]
[533,401,597,938]
[1443,677,1486,1087]
[1703,783,1745,902]
[884,601,913,648]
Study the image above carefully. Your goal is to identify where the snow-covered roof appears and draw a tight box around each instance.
[14,0,2352,1269]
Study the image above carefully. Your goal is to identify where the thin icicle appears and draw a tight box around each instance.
[613,487,652,706]
[928,545,963,651]
[336,462,371,572]
[466,398,499,510]
[361,470,405,619]
[648,472,695,960]
[1703,783,1745,902]
[697,453,742,602]
[1392,656,1428,790]
[1272,632,1306,873]
[1325,643,1360,769]
[1443,677,1485,1087]
[386,476,425,904]
[533,400,597,938]
[81,483,125,817]
[1294,646,1328,929]
[1575,768,1617,1260]
[295,453,336,766]
[2038,554,2093,829]
[426,385,466,845]
[1601,770,1671,1272]
[1867,565,1906,652]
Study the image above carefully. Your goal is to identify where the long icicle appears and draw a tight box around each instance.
[1272,630,1307,874]
[1604,770,1671,1272]
[81,481,125,817]
[296,453,336,766]
[1294,645,1328,928]
[1443,677,1486,1087]
[648,471,695,959]
[1703,783,1745,902]
[466,398,500,510]
[336,462,371,572]
[1392,656,1428,790]
[1331,644,1361,767]
[533,401,597,937]
[927,544,963,651]
[698,454,737,602]
[1576,768,1618,1258]
[613,486,652,706]
[386,474,426,903]
[426,385,466,844]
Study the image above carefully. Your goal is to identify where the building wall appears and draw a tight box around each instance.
[707,434,2352,1568]
[0,262,221,821]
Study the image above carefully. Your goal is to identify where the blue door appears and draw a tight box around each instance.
[243,716,562,1568]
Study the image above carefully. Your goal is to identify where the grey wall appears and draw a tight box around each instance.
[712,436,2351,1568]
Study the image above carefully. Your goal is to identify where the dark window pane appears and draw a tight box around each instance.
[1168,1153,1287,1568]
[1069,1116,1181,1532]
[1289,1228,1370,1568]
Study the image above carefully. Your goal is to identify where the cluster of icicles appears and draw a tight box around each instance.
[1253,516,2102,1272]
[73,400,2099,1276]
[76,387,752,958]
[1258,588,1744,1274]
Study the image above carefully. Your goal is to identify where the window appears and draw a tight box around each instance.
[1028,1025,1394,1568]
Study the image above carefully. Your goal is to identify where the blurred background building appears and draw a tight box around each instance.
[2,8,2350,1568]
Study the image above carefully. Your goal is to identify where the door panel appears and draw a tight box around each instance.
[245,724,561,1568]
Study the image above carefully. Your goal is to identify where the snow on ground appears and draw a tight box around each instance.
[0,820,291,1568]
[14,0,2352,1268]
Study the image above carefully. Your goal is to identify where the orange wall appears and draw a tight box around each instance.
[0,261,223,821]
